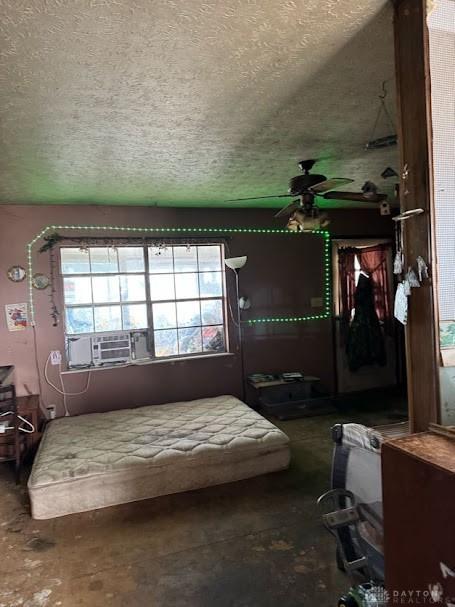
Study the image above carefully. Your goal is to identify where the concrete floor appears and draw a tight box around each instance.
[0,399,405,607]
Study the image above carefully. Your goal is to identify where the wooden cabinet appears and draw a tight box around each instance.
[383,433,455,603]
[0,386,43,482]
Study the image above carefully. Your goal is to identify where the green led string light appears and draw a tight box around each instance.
[26,224,331,326]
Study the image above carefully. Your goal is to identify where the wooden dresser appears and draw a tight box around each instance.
[382,432,455,603]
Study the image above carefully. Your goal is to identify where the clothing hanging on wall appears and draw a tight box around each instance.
[346,274,387,372]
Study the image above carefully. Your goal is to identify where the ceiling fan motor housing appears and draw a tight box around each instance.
[288,173,327,196]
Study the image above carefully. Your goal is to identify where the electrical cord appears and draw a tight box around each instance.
[32,325,48,415]
[0,411,35,433]
[44,353,91,416]
[227,291,240,329]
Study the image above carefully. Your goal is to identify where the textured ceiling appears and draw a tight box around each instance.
[0,0,398,207]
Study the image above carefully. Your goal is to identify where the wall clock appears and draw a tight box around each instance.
[7,266,26,282]
[32,273,50,290]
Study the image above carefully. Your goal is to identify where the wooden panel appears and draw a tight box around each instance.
[393,0,440,431]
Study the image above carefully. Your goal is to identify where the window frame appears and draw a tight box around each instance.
[59,242,229,364]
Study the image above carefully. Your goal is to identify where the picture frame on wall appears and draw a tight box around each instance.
[5,303,28,331]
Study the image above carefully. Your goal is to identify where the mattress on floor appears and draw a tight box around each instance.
[28,395,290,519]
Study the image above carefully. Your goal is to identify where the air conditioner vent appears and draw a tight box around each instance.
[92,333,132,366]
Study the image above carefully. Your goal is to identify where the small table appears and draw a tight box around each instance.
[248,374,334,420]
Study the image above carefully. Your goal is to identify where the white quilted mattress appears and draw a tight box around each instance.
[28,395,290,519]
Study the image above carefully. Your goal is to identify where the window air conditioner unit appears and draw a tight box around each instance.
[91,333,132,366]
[67,335,93,368]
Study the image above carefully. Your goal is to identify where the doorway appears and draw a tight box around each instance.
[332,239,406,398]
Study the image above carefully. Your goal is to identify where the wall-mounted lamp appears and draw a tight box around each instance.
[239,296,251,311]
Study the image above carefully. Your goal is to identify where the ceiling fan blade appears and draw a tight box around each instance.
[310,178,354,194]
[226,194,292,203]
[322,191,387,203]
[274,199,301,218]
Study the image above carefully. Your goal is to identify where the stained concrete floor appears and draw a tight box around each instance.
[0,397,406,607]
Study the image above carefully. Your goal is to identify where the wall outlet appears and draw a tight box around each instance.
[311,297,324,308]
[46,405,57,420]
[0,422,11,434]
[50,350,62,365]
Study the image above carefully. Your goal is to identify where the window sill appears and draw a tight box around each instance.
[61,352,235,375]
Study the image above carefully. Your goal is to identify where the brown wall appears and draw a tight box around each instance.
[0,205,392,416]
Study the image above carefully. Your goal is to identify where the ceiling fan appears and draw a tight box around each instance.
[227,159,388,231]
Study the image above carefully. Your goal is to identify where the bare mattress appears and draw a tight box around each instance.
[28,395,290,519]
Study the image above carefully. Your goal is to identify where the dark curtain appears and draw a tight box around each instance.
[357,244,392,327]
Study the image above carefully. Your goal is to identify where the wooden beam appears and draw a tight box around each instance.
[393,0,440,431]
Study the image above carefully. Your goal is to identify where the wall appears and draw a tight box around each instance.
[0,205,393,416]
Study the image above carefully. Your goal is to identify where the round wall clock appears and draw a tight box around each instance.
[32,273,50,290]
[7,266,26,282]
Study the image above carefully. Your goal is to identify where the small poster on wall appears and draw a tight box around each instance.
[5,302,28,331]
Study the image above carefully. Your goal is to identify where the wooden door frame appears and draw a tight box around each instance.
[393,0,440,431]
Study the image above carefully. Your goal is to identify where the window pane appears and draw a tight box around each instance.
[149,274,175,301]
[153,302,176,329]
[122,304,147,330]
[61,248,90,274]
[154,329,178,357]
[120,275,146,302]
[173,246,198,273]
[66,307,94,334]
[92,276,120,303]
[201,299,223,325]
[175,273,199,299]
[177,300,201,327]
[199,272,222,298]
[178,327,202,354]
[63,277,92,305]
[89,247,118,273]
[118,247,144,272]
[203,326,225,352]
[149,246,173,274]
[94,305,122,332]
[198,246,221,271]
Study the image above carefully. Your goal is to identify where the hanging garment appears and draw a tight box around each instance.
[346,274,387,372]
[394,282,409,326]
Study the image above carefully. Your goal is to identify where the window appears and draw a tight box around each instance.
[61,244,227,361]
